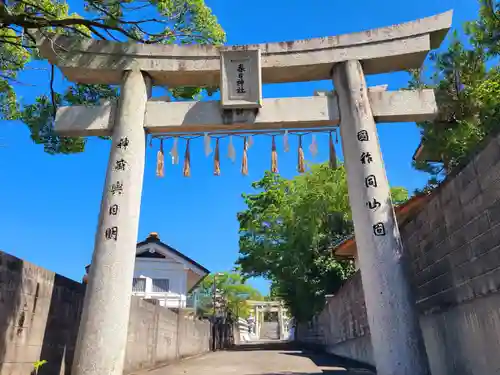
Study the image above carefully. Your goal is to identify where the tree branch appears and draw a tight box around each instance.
[7,1,95,41]
[0,54,26,69]
[16,0,58,19]
[0,35,36,48]
[50,63,56,119]
[85,24,107,40]
[1,2,213,45]
[122,2,151,11]
[2,13,150,42]
[103,28,120,42]
[0,73,36,86]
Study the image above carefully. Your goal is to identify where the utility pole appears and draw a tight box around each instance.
[212,277,216,319]
[211,272,224,351]
[212,272,224,319]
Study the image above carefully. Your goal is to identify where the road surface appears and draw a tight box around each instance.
[141,342,376,375]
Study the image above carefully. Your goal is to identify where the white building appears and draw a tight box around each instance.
[84,232,210,309]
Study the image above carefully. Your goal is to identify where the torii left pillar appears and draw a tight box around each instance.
[72,69,151,375]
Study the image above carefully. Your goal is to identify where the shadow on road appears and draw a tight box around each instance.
[227,341,294,352]
[245,373,371,375]
[230,341,376,375]
[281,350,376,374]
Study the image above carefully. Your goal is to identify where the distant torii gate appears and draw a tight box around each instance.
[246,300,288,340]
[36,10,452,375]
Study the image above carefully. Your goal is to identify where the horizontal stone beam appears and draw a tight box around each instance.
[55,89,437,137]
[246,300,285,306]
[38,11,452,86]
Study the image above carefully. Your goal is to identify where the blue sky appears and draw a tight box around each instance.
[0,0,478,294]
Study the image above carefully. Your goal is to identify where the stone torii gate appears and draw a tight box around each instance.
[37,10,452,375]
[246,300,288,340]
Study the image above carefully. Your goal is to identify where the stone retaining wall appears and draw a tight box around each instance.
[297,134,500,375]
[0,251,210,375]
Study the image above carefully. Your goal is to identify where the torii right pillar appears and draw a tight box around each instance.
[332,60,430,375]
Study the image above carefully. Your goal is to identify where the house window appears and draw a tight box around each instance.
[152,279,169,293]
[132,278,146,292]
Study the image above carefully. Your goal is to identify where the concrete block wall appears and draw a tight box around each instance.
[177,313,211,360]
[408,134,500,375]
[0,252,210,375]
[406,136,500,313]
[296,272,372,364]
[297,134,500,375]
[124,300,210,373]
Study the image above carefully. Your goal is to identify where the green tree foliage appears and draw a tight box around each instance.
[0,0,225,153]
[467,0,500,56]
[236,164,408,322]
[410,0,500,184]
[195,271,263,319]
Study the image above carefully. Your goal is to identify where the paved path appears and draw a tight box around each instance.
[143,342,376,375]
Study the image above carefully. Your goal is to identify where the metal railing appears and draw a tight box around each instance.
[186,295,196,309]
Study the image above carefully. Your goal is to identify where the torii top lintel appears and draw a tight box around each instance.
[37,11,452,87]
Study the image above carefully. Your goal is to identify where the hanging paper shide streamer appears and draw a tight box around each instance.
[241,137,249,176]
[183,139,191,177]
[283,130,290,152]
[247,135,254,149]
[297,135,305,173]
[204,132,212,157]
[152,128,342,177]
[170,137,179,165]
[228,136,236,163]
[271,135,279,173]
[156,139,165,178]
[309,134,318,157]
[214,138,221,176]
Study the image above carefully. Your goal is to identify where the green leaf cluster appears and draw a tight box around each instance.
[410,0,500,186]
[194,271,263,319]
[33,359,47,374]
[236,164,408,322]
[1,0,225,153]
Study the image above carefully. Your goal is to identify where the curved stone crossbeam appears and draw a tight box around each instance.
[37,11,452,87]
